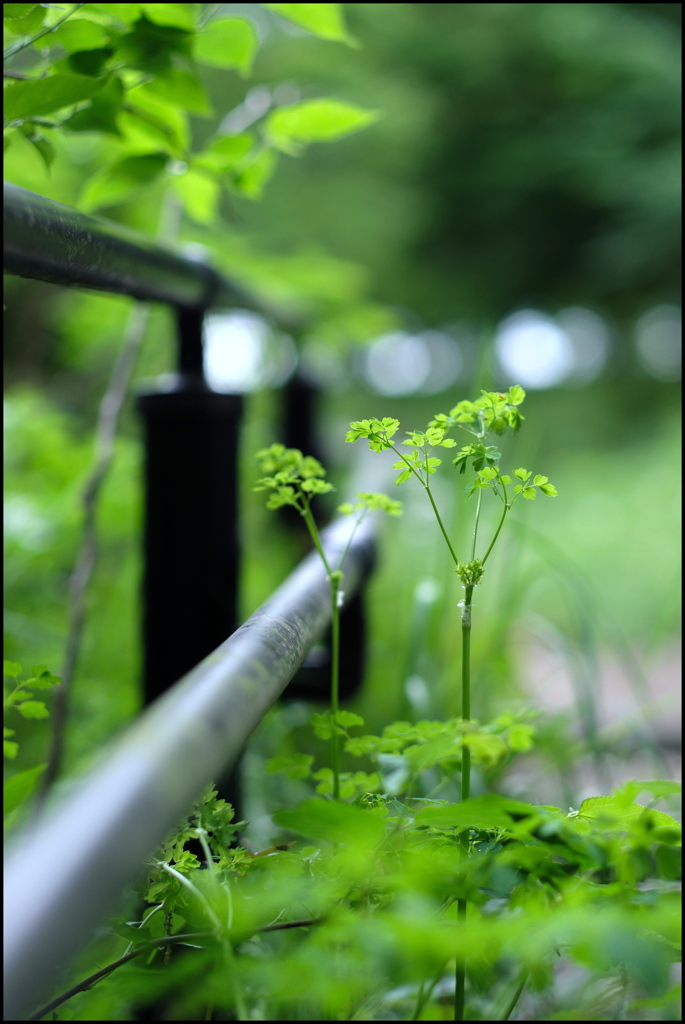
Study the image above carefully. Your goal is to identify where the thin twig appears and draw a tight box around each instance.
[35,301,150,807]
[29,917,320,1020]
[259,916,320,933]
[3,3,85,61]
[28,932,214,1021]
[35,195,183,810]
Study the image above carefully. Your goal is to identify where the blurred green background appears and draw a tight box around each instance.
[3,3,681,801]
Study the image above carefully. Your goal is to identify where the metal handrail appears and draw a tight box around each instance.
[3,513,376,1021]
[3,181,297,322]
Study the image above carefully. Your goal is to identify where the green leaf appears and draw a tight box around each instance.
[193,17,257,75]
[613,780,681,804]
[4,4,44,34]
[26,670,60,689]
[4,73,104,124]
[80,151,168,211]
[45,18,110,52]
[171,169,219,225]
[576,796,682,841]
[415,794,538,832]
[265,753,314,780]
[4,740,19,760]
[4,689,32,706]
[300,478,334,494]
[513,468,529,481]
[231,148,277,198]
[352,492,403,516]
[507,724,535,752]
[193,133,253,173]
[462,732,507,768]
[122,83,189,155]
[16,700,49,719]
[533,475,548,486]
[654,845,682,880]
[335,710,365,730]
[263,3,356,46]
[266,99,380,155]
[274,798,385,846]
[110,919,153,943]
[395,469,412,485]
[88,5,142,26]
[146,67,212,116]
[507,385,526,405]
[16,122,54,171]
[66,75,124,136]
[139,3,196,31]
[3,764,46,814]
[3,4,40,19]
[539,483,558,497]
[310,711,333,739]
[3,661,22,679]
[67,46,115,77]
[521,487,536,500]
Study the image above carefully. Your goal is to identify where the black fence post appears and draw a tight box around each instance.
[136,306,243,808]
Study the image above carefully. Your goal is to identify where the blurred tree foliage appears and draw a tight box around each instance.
[236,2,681,326]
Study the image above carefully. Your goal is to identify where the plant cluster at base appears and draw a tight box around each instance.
[19,387,681,1023]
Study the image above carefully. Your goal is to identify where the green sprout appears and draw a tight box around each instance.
[347,385,557,1020]
[254,444,401,799]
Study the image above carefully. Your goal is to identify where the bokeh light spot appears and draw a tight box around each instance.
[494,310,574,389]
[635,305,681,381]
[203,311,297,392]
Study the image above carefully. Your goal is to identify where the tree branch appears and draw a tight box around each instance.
[35,301,151,807]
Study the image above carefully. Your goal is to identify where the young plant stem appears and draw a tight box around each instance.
[330,585,341,801]
[454,582,474,1023]
[501,966,530,1021]
[301,503,340,799]
[388,441,460,568]
[470,488,483,559]
[426,482,461,568]
[482,495,509,566]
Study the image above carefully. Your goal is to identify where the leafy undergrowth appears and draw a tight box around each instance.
[31,728,681,1022]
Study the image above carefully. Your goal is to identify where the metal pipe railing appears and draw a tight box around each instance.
[3,181,295,321]
[3,513,376,1022]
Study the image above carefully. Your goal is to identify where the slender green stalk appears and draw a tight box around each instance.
[455,582,474,1022]
[411,967,446,1020]
[454,897,467,1021]
[460,584,473,792]
[387,440,461,568]
[482,490,509,566]
[330,582,341,801]
[301,504,333,577]
[301,501,341,798]
[426,483,461,568]
[501,966,529,1021]
[470,489,483,560]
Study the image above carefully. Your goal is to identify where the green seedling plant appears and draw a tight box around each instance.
[346,387,560,1018]
[254,443,401,800]
[18,406,682,1023]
